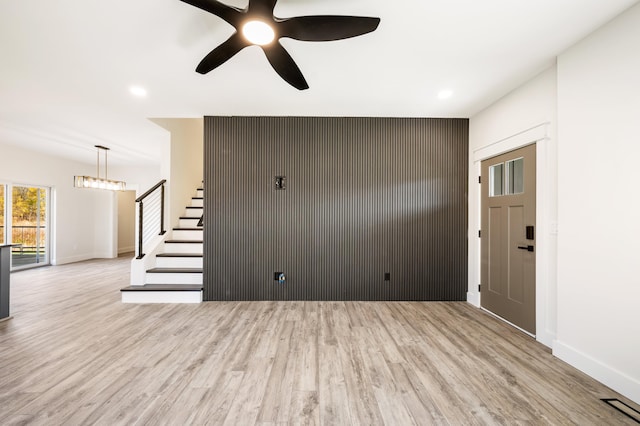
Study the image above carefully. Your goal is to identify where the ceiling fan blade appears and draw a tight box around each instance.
[279,16,380,41]
[262,42,309,90]
[196,33,249,74]
[179,0,243,26]
[248,0,278,15]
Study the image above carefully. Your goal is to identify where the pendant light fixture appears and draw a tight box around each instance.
[74,145,126,191]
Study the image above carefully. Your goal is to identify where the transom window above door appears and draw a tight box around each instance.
[489,157,524,197]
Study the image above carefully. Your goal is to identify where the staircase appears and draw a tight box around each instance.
[121,188,203,303]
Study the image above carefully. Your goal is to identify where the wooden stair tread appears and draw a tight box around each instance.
[121,284,202,292]
[146,268,202,273]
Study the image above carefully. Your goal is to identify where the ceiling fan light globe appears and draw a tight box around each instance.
[242,21,275,45]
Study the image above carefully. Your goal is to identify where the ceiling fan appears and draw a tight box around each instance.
[179,0,381,90]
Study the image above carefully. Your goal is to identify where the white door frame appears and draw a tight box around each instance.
[468,122,555,347]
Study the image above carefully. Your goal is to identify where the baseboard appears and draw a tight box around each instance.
[554,340,640,404]
[54,254,94,265]
[536,329,556,349]
[93,251,117,259]
[466,291,480,307]
[118,246,134,255]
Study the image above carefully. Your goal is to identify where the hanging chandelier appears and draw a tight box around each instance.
[74,145,126,191]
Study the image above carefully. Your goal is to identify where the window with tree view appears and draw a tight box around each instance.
[11,185,49,269]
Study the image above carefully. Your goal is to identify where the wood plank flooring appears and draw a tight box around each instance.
[0,255,637,425]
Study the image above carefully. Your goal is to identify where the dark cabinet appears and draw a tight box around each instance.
[0,245,11,321]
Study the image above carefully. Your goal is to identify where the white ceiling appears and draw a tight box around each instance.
[1,0,638,166]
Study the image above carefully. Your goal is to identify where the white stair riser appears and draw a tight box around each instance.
[146,273,202,285]
[179,218,201,227]
[173,229,203,240]
[122,291,202,304]
[191,198,203,207]
[184,208,203,218]
[164,243,203,254]
[155,257,203,268]
[196,189,203,197]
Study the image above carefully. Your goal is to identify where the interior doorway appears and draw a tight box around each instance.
[481,144,536,334]
[117,190,136,255]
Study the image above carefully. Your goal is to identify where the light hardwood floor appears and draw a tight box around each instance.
[0,256,637,425]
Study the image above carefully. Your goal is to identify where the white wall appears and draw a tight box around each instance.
[555,3,640,404]
[109,165,163,196]
[469,65,558,347]
[0,142,115,264]
[150,118,203,229]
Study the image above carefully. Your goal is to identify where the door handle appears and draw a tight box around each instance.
[517,245,534,252]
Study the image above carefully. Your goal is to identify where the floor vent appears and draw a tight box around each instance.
[601,398,640,423]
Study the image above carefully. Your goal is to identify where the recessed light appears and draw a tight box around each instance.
[130,86,147,97]
[242,21,275,45]
[438,89,453,100]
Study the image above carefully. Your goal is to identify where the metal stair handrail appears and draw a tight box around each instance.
[136,179,166,259]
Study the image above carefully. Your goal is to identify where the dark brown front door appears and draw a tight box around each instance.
[481,144,536,334]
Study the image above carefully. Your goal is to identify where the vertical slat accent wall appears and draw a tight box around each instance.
[204,117,468,301]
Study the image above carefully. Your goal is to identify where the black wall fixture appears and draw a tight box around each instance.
[204,117,468,301]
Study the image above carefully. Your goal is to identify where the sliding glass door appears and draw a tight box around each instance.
[8,185,50,269]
